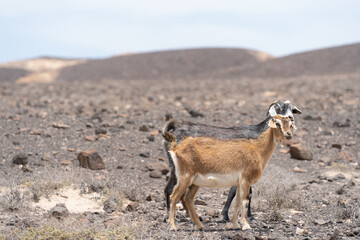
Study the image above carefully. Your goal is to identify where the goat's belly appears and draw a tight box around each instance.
[192,173,240,188]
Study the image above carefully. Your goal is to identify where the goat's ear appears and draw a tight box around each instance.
[267,101,278,117]
[268,118,278,128]
[292,105,302,114]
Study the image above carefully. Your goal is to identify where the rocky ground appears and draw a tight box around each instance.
[0,75,359,239]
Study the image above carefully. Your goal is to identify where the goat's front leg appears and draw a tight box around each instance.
[247,187,256,223]
[240,181,251,230]
[221,185,236,222]
[230,183,241,229]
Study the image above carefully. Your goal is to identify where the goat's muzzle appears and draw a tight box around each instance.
[285,131,292,140]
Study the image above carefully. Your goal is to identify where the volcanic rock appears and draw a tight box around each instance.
[12,153,28,165]
[103,197,119,214]
[149,170,162,178]
[290,144,313,160]
[49,204,69,220]
[145,162,169,175]
[77,150,105,170]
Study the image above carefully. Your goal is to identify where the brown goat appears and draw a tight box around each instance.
[165,114,295,230]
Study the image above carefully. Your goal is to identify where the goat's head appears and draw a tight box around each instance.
[267,100,302,123]
[268,115,295,140]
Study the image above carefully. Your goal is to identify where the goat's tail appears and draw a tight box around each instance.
[162,119,176,143]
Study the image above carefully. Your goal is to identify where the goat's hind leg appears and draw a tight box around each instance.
[168,176,192,231]
[164,167,177,212]
[184,184,203,230]
[164,142,189,215]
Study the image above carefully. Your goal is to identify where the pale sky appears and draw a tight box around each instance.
[1,0,359,64]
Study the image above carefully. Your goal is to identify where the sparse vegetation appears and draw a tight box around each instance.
[336,199,360,227]
[0,183,28,212]
[12,226,134,240]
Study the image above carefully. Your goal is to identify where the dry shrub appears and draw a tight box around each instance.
[108,175,144,202]
[0,183,28,212]
[252,165,304,221]
[336,199,360,227]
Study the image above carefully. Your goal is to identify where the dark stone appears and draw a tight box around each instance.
[139,125,149,132]
[77,150,105,170]
[147,135,155,142]
[304,115,322,121]
[126,202,139,211]
[103,197,119,213]
[165,113,173,121]
[146,195,152,201]
[331,143,342,149]
[145,162,169,175]
[194,199,207,206]
[185,107,204,118]
[333,119,350,127]
[95,128,107,135]
[335,186,345,195]
[12,153,28,165]
[139,152,150,158]
[150,170,162,178]
[49,203,69,219]
[290,144,313,160]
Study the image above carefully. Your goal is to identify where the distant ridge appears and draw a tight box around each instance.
[57,48,272,82]
[0,67,30,82]
[0,43,359,82]
[214,43,360,79]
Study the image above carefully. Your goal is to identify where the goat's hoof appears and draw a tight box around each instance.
[199,216,203,222]
[232,222,240,229]
[248,216,256,223]
[242,224,251,231]
[196,224,204,230]
[221,215,231,223]
[169,224,178,231]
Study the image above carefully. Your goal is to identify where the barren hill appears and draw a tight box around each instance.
[0,57,86,83]
[215,43,360,79]
[0,67,30,82]
[1,43,359,82]
[57,48,273,81]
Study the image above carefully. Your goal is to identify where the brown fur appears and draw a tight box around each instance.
[166,115,293,231]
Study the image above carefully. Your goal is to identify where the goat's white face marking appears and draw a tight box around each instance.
[192,172,241,188]
[268,118,280,129]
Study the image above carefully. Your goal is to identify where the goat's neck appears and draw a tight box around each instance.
[255,128,279,170]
